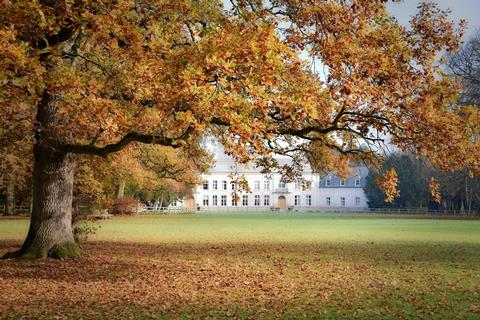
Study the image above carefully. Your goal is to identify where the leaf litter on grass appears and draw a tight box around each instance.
[1,240,480,319]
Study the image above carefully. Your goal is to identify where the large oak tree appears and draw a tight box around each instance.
[1,0,478,258]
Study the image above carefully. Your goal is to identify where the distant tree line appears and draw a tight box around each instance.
[364,153,480,214]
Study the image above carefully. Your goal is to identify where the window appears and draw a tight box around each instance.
[212,195,218,206]
[231,183,236,190]
[326,197,331,206]
[221,195,227,206]
[294,195,300,206]
[203,195,209,206]
[326,177,332,186]
[306,195,312,206]
[341,197,346,207]
[295,181,301,190]
[340,179,345,186]
[203,181,209,190]
[212,180,218,190]
[355,178,361,187]
[264,195,270,206]
[232,197,238,206]
[222,180,227,190]
[254,180,260,190]
[355,197,360,206]
[264,180,270,190]
[254,195,260,206]
[279,180,286,188]
[242,195,248,206]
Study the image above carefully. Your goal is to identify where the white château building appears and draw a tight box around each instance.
[172,142,369,211]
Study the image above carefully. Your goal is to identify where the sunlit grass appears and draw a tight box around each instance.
[92,212,480,244]
[3,212,480,244]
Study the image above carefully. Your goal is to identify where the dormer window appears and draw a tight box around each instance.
[355,178,361,187]
[326,176,332,186]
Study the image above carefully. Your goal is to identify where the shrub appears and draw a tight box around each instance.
[108,196,140,215]
[73,220,100,244]
[72,207,101,244]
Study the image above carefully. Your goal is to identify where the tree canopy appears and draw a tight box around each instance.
[1,0,478,174]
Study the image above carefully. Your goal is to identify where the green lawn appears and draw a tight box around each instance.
[1,212,480,319]
[2,212,480,244]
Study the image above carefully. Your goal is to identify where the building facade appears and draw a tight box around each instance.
[172,143,369,211]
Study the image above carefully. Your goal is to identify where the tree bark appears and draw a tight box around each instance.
[117,180,126,198]
[3,148,81,259]
[4,182,15,216]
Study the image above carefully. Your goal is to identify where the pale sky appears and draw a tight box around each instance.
[223,1,479,41]
[388,0,480,41]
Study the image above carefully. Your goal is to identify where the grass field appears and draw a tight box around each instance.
[1,212,480,319]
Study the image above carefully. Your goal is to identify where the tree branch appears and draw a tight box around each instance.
[61,127,194,157]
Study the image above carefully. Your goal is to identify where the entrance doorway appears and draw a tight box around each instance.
[184,196,195,210]
[277,196,287,209]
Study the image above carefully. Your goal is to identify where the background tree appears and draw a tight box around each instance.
[73,142,209,213]
[365,154,430,209]
[443,29,480,214]
[434,169,480,214]
[0,111,33,216]
[1,0,479,259]
[106,143,210,210]
[366,153,437,209]
[448,28,480,106]
[365,153,480,213]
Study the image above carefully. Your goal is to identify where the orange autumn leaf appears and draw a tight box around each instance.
[428,177,441,204]
[376,168,400,203]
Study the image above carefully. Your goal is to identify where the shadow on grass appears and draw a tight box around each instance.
[1,240,479,283]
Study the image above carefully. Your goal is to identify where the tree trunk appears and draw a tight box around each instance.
[117,180,126,198]
[4,182,14,216]
[3,148,81,259]
[466,177,473,215]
